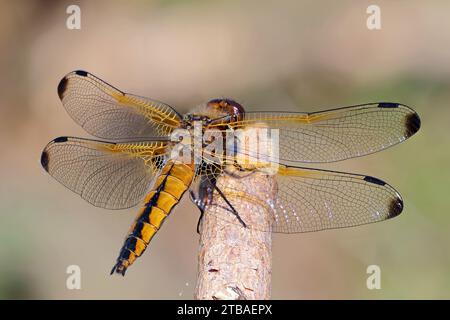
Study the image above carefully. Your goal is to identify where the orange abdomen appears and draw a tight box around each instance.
[111,160,194,275]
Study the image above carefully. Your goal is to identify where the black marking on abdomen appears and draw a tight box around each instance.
[378,102,399,108]
[111,162,177,276]
[405,112,421,138]
[124,236,143,253]
[131,221,148,238]
[363,175,386,186]
[123,171,171,249]
[144,163,175,210]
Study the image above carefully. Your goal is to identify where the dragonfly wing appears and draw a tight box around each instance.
[199,165,403,233]
[41,136,170,209]
[213,103,420,163]
[268,165,403,233]
[57,70,181,140]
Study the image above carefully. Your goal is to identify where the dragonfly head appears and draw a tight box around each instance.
[206,98,245,123]
[183,98,245,128]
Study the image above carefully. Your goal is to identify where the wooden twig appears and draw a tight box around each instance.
[195,169,277,300]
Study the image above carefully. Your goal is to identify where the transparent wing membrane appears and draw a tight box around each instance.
[209,102,420,163]
[41,137,170,209]
[57,70,181,140]
[200,165,403,233]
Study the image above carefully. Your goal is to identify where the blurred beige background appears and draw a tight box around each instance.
[0,0,449,299]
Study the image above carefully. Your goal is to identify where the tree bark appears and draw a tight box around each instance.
[194,169,277,300]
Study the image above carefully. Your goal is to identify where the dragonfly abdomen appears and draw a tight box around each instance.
[111,160,194,276]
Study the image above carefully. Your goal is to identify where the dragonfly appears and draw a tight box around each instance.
[41,70,421,276]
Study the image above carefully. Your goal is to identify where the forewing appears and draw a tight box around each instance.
[41,137,169,209]
[212,103,420,163]
[57,70,181,140]
[200,165,403,233]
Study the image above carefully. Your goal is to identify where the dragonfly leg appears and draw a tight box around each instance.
[189,190,205,234]
[213,183,248,229]
[196,210,205,234]
[191,171,247,231]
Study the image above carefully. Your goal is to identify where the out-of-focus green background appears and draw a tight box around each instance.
[0,0,448,299]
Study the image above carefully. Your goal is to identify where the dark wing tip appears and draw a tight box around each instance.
[53,136,69,143]
[405,112,421,138]
[41,137,69,171]
[57,76,68,100]
[40,150,49,171]
[388,196,403,219]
